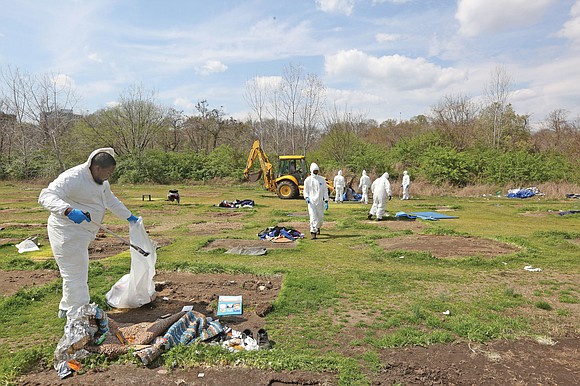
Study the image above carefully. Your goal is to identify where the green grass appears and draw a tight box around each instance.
[0,182,578,385]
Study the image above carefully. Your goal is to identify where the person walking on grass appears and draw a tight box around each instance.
[401,170,411,200]
[333,170,346,203]
[304,163,329,239]
[39,148,139,320]
[358,170,371,204]
[368,172,392,221]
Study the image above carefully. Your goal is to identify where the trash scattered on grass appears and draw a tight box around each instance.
[524,265,542,272]
[15,236,40,253]
[442,310,450,315]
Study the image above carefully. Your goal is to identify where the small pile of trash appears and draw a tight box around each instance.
[506,186,543,199]
[217,199,255,208]
[258,226,304,241]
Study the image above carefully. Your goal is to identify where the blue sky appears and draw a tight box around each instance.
[1,0,579,126]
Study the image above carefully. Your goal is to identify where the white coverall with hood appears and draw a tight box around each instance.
[333,170,346,203]
[401,170,411,200]
[369,172,392,220]
[358,170,371,204]
[303,163,329,235]
[38,148,132,318]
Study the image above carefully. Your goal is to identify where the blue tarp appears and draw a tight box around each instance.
[409,211,458,221]
[395,211,417,220]
[507,189,536,199]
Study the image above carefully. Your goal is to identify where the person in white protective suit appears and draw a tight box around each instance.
[367,172,392,221]
[333,170,346,203]
[303,162,329,239]
[358,170,371,204]
[401,170,411,200]
[38,148,138,319]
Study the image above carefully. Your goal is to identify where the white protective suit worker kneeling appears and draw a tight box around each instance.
[401,170,411,200]
[333,170,346,203]
[39,148,139,319]
[358,170,371,204]
[368,172,392,221]
[303,162,329,239]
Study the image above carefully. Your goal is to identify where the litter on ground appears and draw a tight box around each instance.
[409,211,458,221]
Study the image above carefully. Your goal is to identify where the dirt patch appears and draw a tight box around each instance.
[202,239,297,251]
[0,269,60,297]
[377,234,520,258]
[204,211,249,219]
[14,271,580,386]
[187,221,244,235]
[569,238,580,246]
[366,219,426,232]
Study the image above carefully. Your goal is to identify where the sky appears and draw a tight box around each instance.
[1,0,580,127]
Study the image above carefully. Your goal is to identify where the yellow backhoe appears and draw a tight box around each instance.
[243,140,334,199]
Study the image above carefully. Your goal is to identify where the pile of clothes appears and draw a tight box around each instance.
[258,226,304,241]
[55,309,272,379]
[217,199,255,208]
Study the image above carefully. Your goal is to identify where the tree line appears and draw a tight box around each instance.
[1,64,578,186]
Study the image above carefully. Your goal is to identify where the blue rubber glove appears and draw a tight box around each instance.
[305,197,311,204]
[127,214,138,223]
[324,201,329,211]
[67,209,90,224]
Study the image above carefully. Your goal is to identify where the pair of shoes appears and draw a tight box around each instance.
[367,214,373,220]
[256,328,272,350]
[242,329,253,339]
[376,217,383,221]
[310,232,317,240]
[58,309,67,319]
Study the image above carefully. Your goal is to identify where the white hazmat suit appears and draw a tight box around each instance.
[333,170,346,203]
[401,170,411,200]
[358,170,371,204]
[303,162,329,239]
[368,172,392,220]
[38,148,133,319]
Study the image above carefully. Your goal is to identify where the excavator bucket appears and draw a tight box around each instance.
[247,170,263,183]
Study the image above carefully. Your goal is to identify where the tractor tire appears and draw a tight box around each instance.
[277,181,298,199]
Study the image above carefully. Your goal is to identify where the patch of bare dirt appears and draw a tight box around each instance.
[204,211,249,219]
[202,239,297,251]
[187,221,244,235]
[0,269,60,297]
[365,219,426,232]
[377,234,520,258]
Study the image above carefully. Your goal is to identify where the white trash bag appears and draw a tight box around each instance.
[106,217,157,308]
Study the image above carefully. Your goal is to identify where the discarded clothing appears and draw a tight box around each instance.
[134,311,224,365]
[559,210,580,216]
[395,211,417,220]
[217,199,255,208]
[565,193,580,199]
[507,187,541,199]
[258,226,304,241]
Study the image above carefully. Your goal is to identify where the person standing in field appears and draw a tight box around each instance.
[333,170,346,203]
[368,172,392,221]
[401,170,411,200]
[38,148,138,319]
[358,170,371,204]
[303,162,329,239]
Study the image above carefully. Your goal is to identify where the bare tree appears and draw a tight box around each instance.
[298,73,326,155]
[244,77,268,145]
[280,63,304,154]
[484,65,513,147]
[431,93,481,150]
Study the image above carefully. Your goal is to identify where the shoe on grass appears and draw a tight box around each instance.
[256,328,272,350]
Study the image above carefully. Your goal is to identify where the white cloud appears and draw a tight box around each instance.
[375,33,400,43]
[558,1,580,44]
[247,76,283,89]
[325,49,465,91]
[196,60,228,76]
[455,0,555,37]
[52,74,76,89]
[372,0,411,4]
[315,0,355,16]
[173,97,197,112]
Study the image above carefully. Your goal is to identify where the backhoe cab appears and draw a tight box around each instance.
[243,140,334,199]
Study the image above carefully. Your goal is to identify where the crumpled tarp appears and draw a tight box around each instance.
[409,211,458,221]
[507,187,541,199]
[225,246,268,255]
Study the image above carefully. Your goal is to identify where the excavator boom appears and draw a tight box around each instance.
[243,140,276,192]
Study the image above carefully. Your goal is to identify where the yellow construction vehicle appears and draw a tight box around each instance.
[243,140,334,199]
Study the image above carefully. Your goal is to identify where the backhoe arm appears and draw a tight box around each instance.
[243,140,276,192]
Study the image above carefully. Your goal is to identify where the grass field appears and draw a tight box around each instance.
[0,181,579,385]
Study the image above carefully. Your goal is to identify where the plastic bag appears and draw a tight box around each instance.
[106,217,157,308]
